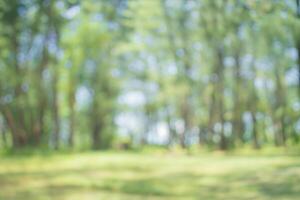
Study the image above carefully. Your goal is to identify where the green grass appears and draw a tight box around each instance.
[0,151,300,200]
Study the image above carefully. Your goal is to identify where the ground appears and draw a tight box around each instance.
[0,151,299,200]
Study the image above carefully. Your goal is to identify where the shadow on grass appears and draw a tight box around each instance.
[0,160,300,199]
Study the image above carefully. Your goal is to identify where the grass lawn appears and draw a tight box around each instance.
[0,151,299,200]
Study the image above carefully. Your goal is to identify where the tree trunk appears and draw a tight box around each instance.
[297,43,300,98]
[68,89,75,147]
[296,0,300,98]
[219,94,227,150]
[274,65,286,146]
[178,0,193,149]
[251,112,259,149]
[52,71,60,150]
[48,0,61,150]
[250,57,260,149]
[92,121,101,150]
[166,106,177,147]
[180,97,190,149]
[11,22,28,148]
[1,120,7,148]
[233,52,244,144]
[91,92,102,150]
[34,45,49,146]
[68,105,75,147]
[2,108,27,148]
[217,47,227,150]
[207,88,217,145]
[198,125,208,146]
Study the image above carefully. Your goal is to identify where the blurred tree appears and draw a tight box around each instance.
[0,0,298,151]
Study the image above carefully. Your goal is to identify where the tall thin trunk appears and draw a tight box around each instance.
[68,88,75,147]
[198,125,208,146]
[250,58,260,149]
[296,0,300,98]
[34,45,48,146]
[178,0,193,148]
[91,99,101,150]
[217,47,227,150]
[52,71,60,150]
[49,2,61,150]
[10,18,28,148]
[90,66,102,150]
[68,104,75,147]
[233,52,244,144]
[251,112,259,149]
[166,106,177,146]
[1,119,7,148]
[180,97,190,148]
[207,88,216,145]
[274,66,286,146]
[161,0,174,146]
[92,122,101,150]
[219,100,226,150]
[297,44,300,98]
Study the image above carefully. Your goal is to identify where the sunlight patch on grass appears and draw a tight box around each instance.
[0,152,299,200]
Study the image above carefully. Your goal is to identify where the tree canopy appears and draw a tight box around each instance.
[0,0,299,150]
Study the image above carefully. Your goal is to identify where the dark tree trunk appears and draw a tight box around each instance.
[68,106,75,147]
[251,112,259,149]
[274,66,286,146]
[217,47,227,150]
[296,0,300,98]
[180,97,190,149]
[11,22,28,148]
[52,71,60,150]
[199,125,208,146]
[248,55,260,149]
[68,90,75,148]
[2,108,27,148]
[48,0,61,150]
[1,120,7,148]
[166,107,177,147]
[297,44,300,98]
[91,93,102,150]
[34,45,49,146]
[207,89,217,145]
[233,52,244,144]
[92,122,101,150]
[219,95,227,150]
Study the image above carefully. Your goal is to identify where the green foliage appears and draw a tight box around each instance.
[0,0,299,151]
